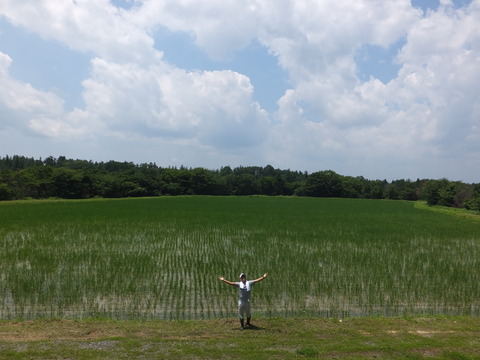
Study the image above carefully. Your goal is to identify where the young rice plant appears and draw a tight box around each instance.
[1,197,479,319]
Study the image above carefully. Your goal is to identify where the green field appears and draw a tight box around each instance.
[1,196,479,320]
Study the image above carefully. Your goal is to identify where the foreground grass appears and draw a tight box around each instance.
[0,317,479,359]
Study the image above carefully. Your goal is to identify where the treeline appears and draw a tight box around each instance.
[0,155,479,211]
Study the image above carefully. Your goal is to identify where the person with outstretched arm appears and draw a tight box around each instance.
[219,272,268,329]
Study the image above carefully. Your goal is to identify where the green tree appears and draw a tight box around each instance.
[229,173,259,195]
[53,168,85,199]
[422,179,458,206]
[191,168,219,195]
[12,170,40,198]
[342,176,362,198]
[219,166,233,176]
[0,182,12,200]
[300,170,343,197]
[259,176,276,195]
[453,183,473,208]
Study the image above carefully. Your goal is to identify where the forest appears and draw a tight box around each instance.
[1,155,479,211]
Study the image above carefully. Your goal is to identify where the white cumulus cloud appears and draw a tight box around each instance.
[0,0,479,181]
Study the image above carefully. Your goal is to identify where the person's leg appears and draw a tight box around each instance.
[238,301,245,329]
[245,302,251,326]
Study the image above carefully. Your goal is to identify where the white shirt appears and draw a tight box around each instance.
[236,280,255,302]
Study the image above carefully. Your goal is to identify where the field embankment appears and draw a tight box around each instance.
[1,317,479,359]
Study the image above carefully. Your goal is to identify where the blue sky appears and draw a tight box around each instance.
[153,29,289,113]
[0,17,91,110]
[0,17,287,112]
[0,0,479,182]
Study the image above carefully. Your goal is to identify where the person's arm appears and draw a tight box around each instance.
[219,276,238,286]
[253,273,268,283]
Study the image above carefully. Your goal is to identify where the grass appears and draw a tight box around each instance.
[0,317,479,359]
[414,201,480,223]
[1,196,480,320]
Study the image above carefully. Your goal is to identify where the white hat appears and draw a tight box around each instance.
[239,273,246,278]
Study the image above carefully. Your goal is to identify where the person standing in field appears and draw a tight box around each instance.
[219,272,268,329]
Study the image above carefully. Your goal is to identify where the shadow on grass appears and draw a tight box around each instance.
[234,324,264,331]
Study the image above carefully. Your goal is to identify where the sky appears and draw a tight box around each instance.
[0,0,479,182]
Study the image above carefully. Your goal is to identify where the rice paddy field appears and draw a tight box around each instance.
[0,196,479,320]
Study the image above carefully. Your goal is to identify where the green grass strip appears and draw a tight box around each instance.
[0,317,479,359]
[414,201,480,223]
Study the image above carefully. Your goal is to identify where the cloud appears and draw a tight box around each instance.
[0,0,269,150]
[0,0,155,63]
[0,0,479,181]
[392,1,480,152]
[264,0,480,178]
[129,0,261,60]
[0,52,67,133]
[82,57,269,148]
[0,50,102,139]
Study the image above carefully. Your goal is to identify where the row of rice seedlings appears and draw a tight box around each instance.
[13,230,470,318]
[0,229,472,319]
[1,197,479,319]
[265,231,480,317]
